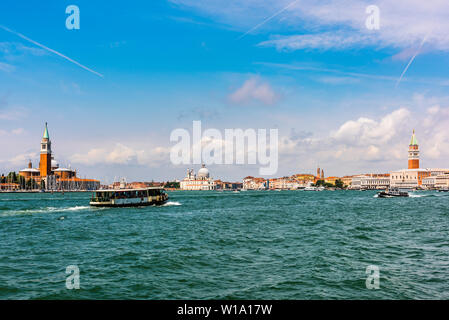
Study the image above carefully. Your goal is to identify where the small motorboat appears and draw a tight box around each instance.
[304,186,325,191]
[437,188,449,192]
[377,188,409,198]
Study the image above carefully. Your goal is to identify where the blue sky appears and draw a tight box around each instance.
[1,0,449,183]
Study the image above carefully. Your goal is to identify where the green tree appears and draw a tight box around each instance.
[18,175,26,190]
[335,179,344,189]
[7,172,18,184]
[26,179,32,190]
[164,181,180,189]
[31,179,37,190]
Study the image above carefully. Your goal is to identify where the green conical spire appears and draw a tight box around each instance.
[409,129,418,146]
[43,122,49,139]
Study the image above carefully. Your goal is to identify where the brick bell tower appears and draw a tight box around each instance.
[408,129,420,169]
[39,122,52,177]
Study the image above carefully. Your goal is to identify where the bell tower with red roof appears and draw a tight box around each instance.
[408,130,419,169]
[39,122,52,177]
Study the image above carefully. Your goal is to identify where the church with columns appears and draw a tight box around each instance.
[18,123,100,191]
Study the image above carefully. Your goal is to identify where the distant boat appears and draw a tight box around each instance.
[90,187,168,207]
[377,188,409,198]
[437,188,449,192]
[304,186,324,191]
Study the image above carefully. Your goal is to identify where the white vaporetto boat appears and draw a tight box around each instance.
[90,187,168,207]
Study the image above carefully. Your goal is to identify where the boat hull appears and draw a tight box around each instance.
[90,199,168,207]
[377,192,409,198]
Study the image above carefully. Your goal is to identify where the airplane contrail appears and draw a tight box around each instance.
[237,0,300,40]
[395,34,429,88]
[0,25,104,78]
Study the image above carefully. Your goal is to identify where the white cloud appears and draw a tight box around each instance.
[331,108,410,146]
[229,76,278,105]
[259,32,372,51]
[0,62,15,73]
[70,143,170,167]
[317,76,360,85]
[422,105,449,159]
[0,106,28,120]
[277,107,414,172]
[7,152,37,167]
[60,82,82,95]
[11,128,25,135]
[0,127,25,136]
[172,0,449,52]
[275,98,449,175]
[0,42,47,56]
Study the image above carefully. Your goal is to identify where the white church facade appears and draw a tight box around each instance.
[180,164,216,190]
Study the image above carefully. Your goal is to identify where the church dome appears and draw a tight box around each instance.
[51,159,59,169]
[197,165,210,178]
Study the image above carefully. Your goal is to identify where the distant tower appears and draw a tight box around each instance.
[321,169,324,179]
[39,122,52,177]
[317,167,321,179]
[408,130,420,169]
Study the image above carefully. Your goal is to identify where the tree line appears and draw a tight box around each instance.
[1,172,45,190]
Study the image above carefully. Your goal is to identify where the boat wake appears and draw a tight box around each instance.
[1,206,90,216]
[409,194,428,198]
[162,201,182,206]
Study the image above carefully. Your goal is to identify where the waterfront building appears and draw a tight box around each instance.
[324,176,341,185]
[243,176,268,190]
[422,172,449,189]
[292,174,316,185]
[351,174,390,190]
[268,177,298,190]
[390,130,436,188]
[16,123,100,191]
[390,130,449,189]
[128,182,149,189]
[215,180,243,190]
[341,176,356,187]
[180,164,216,190]
[435,173,449,189]
[19,160,41,180]
[0,183,20,191]
[390,169,430,189]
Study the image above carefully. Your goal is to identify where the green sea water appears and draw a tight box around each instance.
[0,190,448,299]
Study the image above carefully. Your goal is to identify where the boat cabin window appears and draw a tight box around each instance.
[93,188,165,201]
[148,189,162,196]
